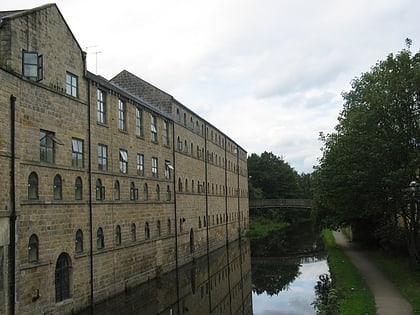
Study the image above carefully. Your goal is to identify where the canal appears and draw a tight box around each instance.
[251,219,328,315]
[77,218,327,314]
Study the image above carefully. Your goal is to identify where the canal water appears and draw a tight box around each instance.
[77,220,327,314]
[251,220,328,315]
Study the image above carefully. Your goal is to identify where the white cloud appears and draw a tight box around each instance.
[3,0,420,172]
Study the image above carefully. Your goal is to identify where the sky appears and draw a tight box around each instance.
[3,0,420,173]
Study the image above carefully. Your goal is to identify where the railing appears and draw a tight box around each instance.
[249,198,313,209]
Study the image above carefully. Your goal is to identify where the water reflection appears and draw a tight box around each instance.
[76,238,253,315]
[251,221,328,315]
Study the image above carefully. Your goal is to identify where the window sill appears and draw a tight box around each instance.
[20,261,50,270]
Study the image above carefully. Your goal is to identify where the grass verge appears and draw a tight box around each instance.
[367,250,420,314]
[322,229,376,315]
[246,218,288,239]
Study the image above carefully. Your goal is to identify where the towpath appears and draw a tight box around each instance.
[333,231,414,315]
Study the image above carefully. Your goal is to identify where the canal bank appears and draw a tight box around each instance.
[333,231,414,315]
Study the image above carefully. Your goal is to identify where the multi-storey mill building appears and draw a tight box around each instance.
[0,3,249,315]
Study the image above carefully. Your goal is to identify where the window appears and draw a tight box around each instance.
[143,183,148,201]
[163,121,169,145]
[118,99,126,131]
[156,185,160,201]
[144,222,150,240]
[22,51,43,81]
[53,175,62,200]
[97,89,106,124]
[190,229,194,254]
[167,219,171,235]
[55,253,71,302]
[71,138,83,168]
[98,144,107,171]
[131,223,137,242]
[75,229,83,253]
[130,182,138,201]
[28,234,39,263]
[165,161,172,180]
[136,154,144,176]
[135,107,143,137]
[66,72,78,97]
[177,137,183,151]
[114,181,120,200]
[97,227,104,249]
[152,157,158,178]
[119,149,128,173]
[75,177,83,200]
[166,185,171,201]
[40,130,56,163]
[157,220,161,237]
[96,179,105,200]
[28,172,39,200]
[115,225,121,246]
[150,114,157,142]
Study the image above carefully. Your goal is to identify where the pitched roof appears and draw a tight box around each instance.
[0,10,23,23]
[111,70,174,115]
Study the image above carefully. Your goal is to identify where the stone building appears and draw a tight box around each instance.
[0,3,249,314]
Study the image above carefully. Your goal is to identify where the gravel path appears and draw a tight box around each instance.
[333,231,414,315]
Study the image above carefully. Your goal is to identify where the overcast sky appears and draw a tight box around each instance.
[3,0,420,173]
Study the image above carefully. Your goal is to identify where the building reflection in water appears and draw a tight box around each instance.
[76,238,252,315]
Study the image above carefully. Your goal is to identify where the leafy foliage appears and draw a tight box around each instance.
[248,151,309,200]
[313,41,420,261]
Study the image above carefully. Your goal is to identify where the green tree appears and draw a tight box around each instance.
[314,42,420,264]
[248,151,301,200]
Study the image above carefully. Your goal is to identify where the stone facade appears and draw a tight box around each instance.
[0,4,249,315]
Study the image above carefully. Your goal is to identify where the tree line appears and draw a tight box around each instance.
[247,151,312,200]
[312,39,420,268]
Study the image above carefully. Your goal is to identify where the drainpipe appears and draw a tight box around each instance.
[172,120,180,315]
[9,94,16,315]
[204,123,212,309]
[87,83,94,310]
[224,136,233,315]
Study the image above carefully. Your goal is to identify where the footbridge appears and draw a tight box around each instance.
[249,199,313,210]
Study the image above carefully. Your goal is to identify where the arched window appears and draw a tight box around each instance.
[96,179,105,200]
[177,136,182,151]
[131,223,136,242]
[143,183,148,201]
[130,182,138,201]
[166,185,171,201]
[199,216,202,228]
[75,177,83,200]
[53,174,62,200]
[192,180,195,193]
[75,229,83,253]
[157,220,161,237]
[167,219,171,235]
[185,179,188,192]
[190,229,194,254]
[156,185,160,201]
[184,140,188,153]
[28,234,39,263]
[114,180,120,200]
[28,172,39,200]
[97,227,104,249]
[55,253,71,302]
[145,222,150,239]
[115,225,121,246]
[178,178,183,192]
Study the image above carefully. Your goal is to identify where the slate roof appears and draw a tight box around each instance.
[111,70,174,115]
[0,10,23,23]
